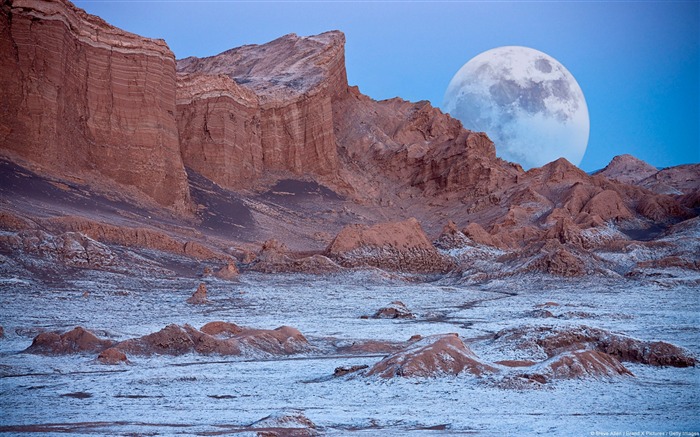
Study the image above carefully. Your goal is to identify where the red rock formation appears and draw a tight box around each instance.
[186,283,208,304]
[112,323,309,357]
[97,347,129,365]
[249,239,342,274]
[326,218,451,273]
[372,301,415,319]
[235,326,311,355]
[462,222,498,248]
[176,32,347,190]
[41,216,228,261]
[0,230,116,268]
[538,350,634,380]
[25,326,113,355]
[596,154,658,185]
[200,321,244,337]
[215,262,239,280]
[249,410,318,436]
[0,0,190,211]
[366,333,498,378]
[434,221,472,250]
[492,325,696,367]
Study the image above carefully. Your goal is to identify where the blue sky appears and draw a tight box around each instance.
[74,0,699,171]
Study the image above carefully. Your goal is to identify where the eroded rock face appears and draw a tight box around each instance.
[0,0,190,210]
[434,221,472,250]
[176,32,347,190]
[25,327,113,355]
[326,218,451,273]
[366,333,498,378]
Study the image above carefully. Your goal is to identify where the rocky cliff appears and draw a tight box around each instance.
[176,32,347,190]
[0,0,190,211]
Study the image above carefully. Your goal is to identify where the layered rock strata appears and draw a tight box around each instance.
[176,32,347,189]
[0,0,190,210]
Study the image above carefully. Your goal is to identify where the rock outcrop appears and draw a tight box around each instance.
[372,301,415,319]
[249,410,318,437]
[176,31,347,190]
[26,322,312,358]
[326,218,452,273]
[0,0,190,210]
[366,333,498,378]
[25,326,113,355]
[97,347,129,365]
[596,154,659,185]
[490,325,696,367]
[186,283,208,304]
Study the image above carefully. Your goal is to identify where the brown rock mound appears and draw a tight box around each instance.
[25,327,113,355]
[116,324,196,356]
[113,323,310,357]
[236,326,311,355]
[250,240,343,274]
[186,283,209,304]
[326,218,451,273]
[366,333,498,378]
[372,301,415,319]
[528,244,587,277]
[249,410,318,436]
[97,347,129,365]
[492,325,696,367]
[215,262,239,280]
[536,350,633,381]
[200,321,245,337]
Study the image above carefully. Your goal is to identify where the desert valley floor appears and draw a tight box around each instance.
[1,266,698,435]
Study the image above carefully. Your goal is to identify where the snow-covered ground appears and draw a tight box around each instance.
[1,270,698,435]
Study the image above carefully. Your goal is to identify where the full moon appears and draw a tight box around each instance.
[443,46,589,170]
